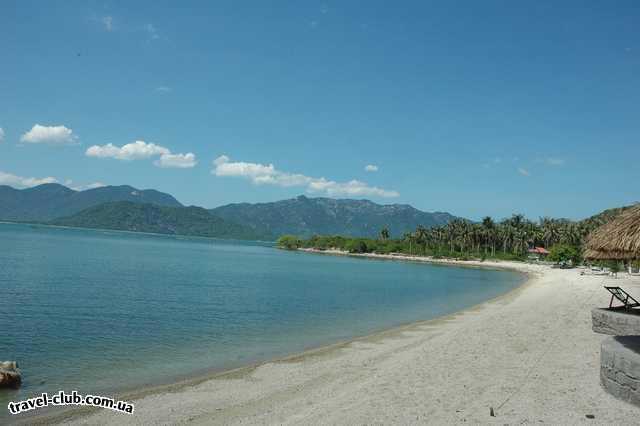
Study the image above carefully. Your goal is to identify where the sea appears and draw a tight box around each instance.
[0,222,524,420]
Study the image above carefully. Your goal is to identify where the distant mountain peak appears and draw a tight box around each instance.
[24,182,76,193]
[1,184,460,241]
[211,196,460,238]
[0,183,182,222]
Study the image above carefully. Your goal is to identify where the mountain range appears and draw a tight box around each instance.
[0,183,459,240]
[51,201,268,240]
[210,195,457,238]
[0,183,181,222]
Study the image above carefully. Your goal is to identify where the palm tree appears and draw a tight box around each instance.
[380,226,390,241]
[509,213,525,229]
[415,225,428,254]
[402,232,414,254]
[482,216,496,255]
[499,221,513,253]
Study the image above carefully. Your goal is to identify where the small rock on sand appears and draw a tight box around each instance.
[0,361,22,389]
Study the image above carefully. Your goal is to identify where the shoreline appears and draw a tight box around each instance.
[27,254,533,425]
[26,253,640,424]
[296,247,536,273]
[0,221,276,245]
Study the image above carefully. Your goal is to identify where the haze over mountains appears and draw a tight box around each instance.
[0,184,459,240]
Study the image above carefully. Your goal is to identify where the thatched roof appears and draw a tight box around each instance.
[583,248,636,260]
[584,205,640,260]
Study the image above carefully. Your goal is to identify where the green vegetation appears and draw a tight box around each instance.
[548,244,581,265]
[210,195,457,238]
[277,235,301,250]
[608,261,621,278]
[279,212,618,262]
[51,201,271,240]
[4,182,636,249]
[0,183,182,222]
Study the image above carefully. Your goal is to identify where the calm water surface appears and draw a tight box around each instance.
[0,223,524,417]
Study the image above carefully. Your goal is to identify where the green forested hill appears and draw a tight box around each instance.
[6,182,630,243]
[580,205,634,229]
[0,183,182,221]
[51,201,272,240]
[210,195,458,238]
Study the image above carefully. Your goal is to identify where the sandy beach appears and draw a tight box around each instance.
[38,255,640,425]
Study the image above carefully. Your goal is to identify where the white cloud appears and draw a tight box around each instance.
[214,157,276,179]
[545,157,565,166]
[0,171,57,189]
[0,127,4,143]
[155,152,197,168]
[20,124,78,145]
[64,179,107,191]
[307,178,398,197]
[86,182,106,189]
[64,179,83,191]
[213,155,230,166]
[364,164,378,172]
[86,140,196,168]
[145,23,159,40]
[102,16,114,31]
[212,155,399,198]
[86,140,169,160]
[155,86,172,94]
[517,167,530,176]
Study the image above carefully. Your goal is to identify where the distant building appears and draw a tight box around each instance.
[527,246,550,261]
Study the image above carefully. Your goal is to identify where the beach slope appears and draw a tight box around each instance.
[54,261,640,424]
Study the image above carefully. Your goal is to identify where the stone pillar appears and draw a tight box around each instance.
[600,336,640,406]
[592,308,640,406]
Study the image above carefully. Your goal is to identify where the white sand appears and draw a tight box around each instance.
[49,256,640,425]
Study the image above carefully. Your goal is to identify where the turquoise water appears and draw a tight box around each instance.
[0,223,524,419]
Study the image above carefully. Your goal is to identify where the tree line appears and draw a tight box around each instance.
[278,211,620,263]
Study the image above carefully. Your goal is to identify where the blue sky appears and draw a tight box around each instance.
[1,1,639,220]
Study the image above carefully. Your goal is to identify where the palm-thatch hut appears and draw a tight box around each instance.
[586,205,640,406]
[584,205,640,261]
